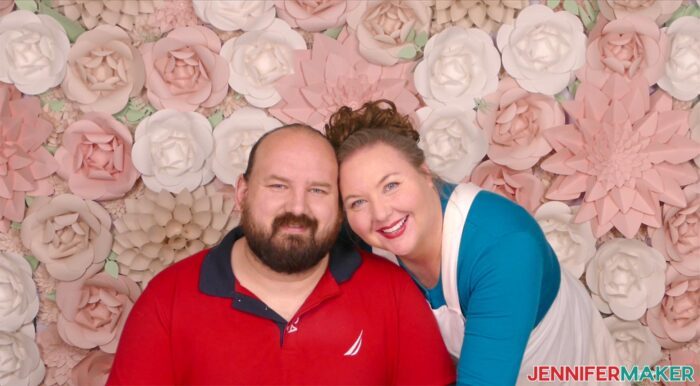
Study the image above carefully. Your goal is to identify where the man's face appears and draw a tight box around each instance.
[237,128,342,274]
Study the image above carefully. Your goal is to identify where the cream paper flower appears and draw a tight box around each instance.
[432,0,528,34]
[113,186,238,286]
[0,10,70,95]
[132,110,215,193]
[416,106,487,183]
[586,238,666,321]
[192,0,275,32]
[20,195,112,282]
[598,0,682,25]
[346,0,432,66]
[658,17,700,102]
[497,4,586,95]
[61,25,145,114]
[213,107,281,185]
[220,18,306,108]
[0,324,45,386]
[275,0,354,32]
[534,202,596,279]
[414,26,500,108]
[691,103,700,168]
[55,0,156,30]
[603,316,663,367]
[0,252,38,333]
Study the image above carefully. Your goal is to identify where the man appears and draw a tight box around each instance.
[108,125,456,385]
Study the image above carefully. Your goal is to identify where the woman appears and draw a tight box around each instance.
[325,100,621,385]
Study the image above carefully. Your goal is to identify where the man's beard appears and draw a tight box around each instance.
[240,206,341,274]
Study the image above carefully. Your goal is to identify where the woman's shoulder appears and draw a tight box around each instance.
[463,189,544,240]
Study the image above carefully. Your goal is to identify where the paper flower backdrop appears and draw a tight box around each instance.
[1,0,699,384]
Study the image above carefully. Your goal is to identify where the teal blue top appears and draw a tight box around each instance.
[408,184,561,385]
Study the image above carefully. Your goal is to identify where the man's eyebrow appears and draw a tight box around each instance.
[267,175,333,189]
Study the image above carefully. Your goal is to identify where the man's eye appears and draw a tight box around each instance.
[269,184,286,190]
[309,188,327,194]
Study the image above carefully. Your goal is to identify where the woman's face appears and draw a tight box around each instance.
[339,143,441,258]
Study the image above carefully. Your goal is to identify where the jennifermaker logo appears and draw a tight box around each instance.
[527,365,695,383]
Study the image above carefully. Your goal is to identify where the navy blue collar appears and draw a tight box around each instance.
[199,226,362,299]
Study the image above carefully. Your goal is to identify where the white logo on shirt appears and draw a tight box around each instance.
[287,317,300,333]
[344,330,363,357]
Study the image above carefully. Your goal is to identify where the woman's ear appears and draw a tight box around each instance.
[419,163,436,189]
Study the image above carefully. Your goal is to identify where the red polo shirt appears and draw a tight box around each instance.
[108,227,456,385]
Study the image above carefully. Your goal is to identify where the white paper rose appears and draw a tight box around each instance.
[414,26,500,108]
[497,4,586,95]
[0,324,45,386]
[658,17,700,101]
[346,0,432,66]
[586,238,666,321]
[220,19,306,108]
[534,202,595,279]
[213,107,281,185]
[0,252,38,333]
[192,0,275,32]
[0,10,70,95]
[416,106,487,183]
[603,316,663,367]
[132,110,215,193]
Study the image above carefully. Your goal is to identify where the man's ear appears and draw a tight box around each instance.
[235,174,248,211]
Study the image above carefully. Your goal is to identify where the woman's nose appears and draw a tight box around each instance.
[370,201,392,223]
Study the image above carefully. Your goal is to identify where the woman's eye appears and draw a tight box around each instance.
[349,199,366,210]
[384,182,399,192]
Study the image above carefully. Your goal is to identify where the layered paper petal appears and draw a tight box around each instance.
[192,0,275,32]
[470,160,544,213]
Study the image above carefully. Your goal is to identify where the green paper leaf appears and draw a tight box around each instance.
[125,109,145,122]
[406,28,416,44]
[547,0,560,9]
[24,255,39,271]
[24,195,34,207]
[48,100,64,112]
[15,0,38,12]
[398,45,417,60]
[563,0,579,15]
[208,111,224,128]
[105,260,120,278]
[10,221,21,230]
[323,26,343,40]
[414,31,429,48]
[666,5,700,26]
[108,251,118,261]
[46,291,56,301]
[37,0,85,43]
[43,144,57,155]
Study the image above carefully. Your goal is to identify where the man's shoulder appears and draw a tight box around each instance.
[352,249,413,286]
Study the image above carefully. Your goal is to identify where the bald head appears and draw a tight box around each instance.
[243,124,335,180]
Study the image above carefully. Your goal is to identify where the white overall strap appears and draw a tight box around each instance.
[441,183,482,312]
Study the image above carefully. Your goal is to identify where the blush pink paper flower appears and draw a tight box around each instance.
[148,0,200,34]
[651,185,700,278]
[54,112,139,201]
[477,77,563,171]
[56,265,141,353]
[61,25,145,114]
[644,266,700,349]
[0,0,13,15]
[542,75,700,238]
[0,84,58,233]
[71,350,113,386]
[37,323,89,386]
[470,160,544,213]
[577,15,669,89]
[657,348,699,386]
[140,26,229,112]
[275,0,355,32]
[270,28,420,130]
[598,0,682,25]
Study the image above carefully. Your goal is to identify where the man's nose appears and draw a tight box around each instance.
[286,187,309,215]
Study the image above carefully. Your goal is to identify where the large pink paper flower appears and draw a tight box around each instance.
[0,0,14,15]
[577,15,669,89]
[657,348,699,386]
[71,350,113,386]
[598,0,682,25]
[275,0,354,32]
[270,28,420,130]
[644,266,700,349]
[0,84,58,233]
[140,26,229,112]
[542,75,700,238]
[54,112,139,201]
[477,77,563,170]
[651,185,700,278]
[61,25,145,114]
[470,160,544,213]
[56,265,141,353]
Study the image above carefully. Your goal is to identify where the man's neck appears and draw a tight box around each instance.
[231,238,329,321]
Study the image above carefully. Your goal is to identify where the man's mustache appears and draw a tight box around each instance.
[271,213,318,235]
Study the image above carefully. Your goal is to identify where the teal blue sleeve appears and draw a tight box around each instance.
[455,231,550,386]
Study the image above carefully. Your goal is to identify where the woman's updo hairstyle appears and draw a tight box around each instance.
[325,100,425,170]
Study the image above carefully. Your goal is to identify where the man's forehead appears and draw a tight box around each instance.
[251,128,337,177]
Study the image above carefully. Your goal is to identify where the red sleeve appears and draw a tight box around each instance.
[107,271,176,385]
[392,273,456,385]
